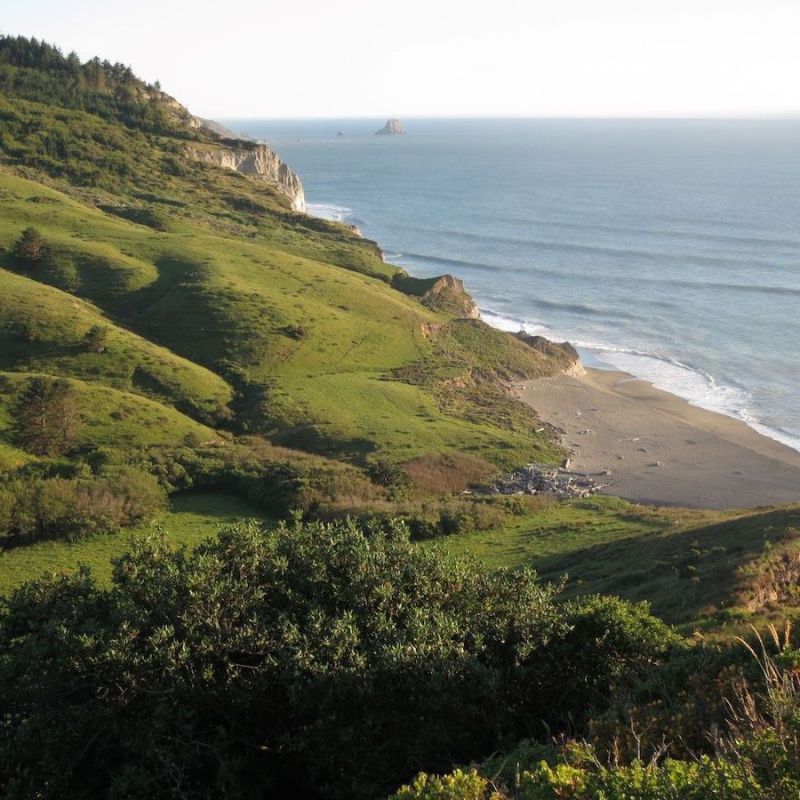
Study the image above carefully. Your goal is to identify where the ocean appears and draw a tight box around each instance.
[227,118,800,452]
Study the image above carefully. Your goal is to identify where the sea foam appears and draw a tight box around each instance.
[307,203,352,222]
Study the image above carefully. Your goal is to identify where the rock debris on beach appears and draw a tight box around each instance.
[490,464,604,499]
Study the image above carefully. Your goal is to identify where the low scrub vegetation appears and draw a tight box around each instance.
[392,625,800,799]
[402,452,498,494]
[0,517,675,799]
[0,465,165,543]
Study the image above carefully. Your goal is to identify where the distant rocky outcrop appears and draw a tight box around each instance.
[375,119,405,136]
[186,142,306,212]
[195,117,251,141]
[392,272,479,318]
[515,332,584,374]
[420,275,479,318]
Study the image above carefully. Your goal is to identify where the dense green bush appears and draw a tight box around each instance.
[140,442,533,534]
[392,769,492,800]
[12,375,79,456]
[13,225,45,262]
[0,517,673,799]
[391,628,800,800]
[142,442,383,517]
[391,757,763,800]
[0,466,165,543]
[38,247,80,291]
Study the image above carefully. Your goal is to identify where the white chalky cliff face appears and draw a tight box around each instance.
[187,142,306,212]
[139,85,307,213]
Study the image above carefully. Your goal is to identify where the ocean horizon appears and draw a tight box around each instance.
[227,117,800,453]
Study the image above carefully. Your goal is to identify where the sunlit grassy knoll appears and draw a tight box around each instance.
[0,164,564,467]
[0,268,233,419]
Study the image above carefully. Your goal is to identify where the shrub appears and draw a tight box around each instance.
[13,376,80,456]
[317,497,510,540]
[0,467,165,543]
[516,757,762,800]
[392,755,764,800]
[38,248,80,291]
[403,452,496,494]
[142,441,384,517]
[83,323,108,353]
[392,769,493,800]
[281,323,307,340]
[0,518,673,799]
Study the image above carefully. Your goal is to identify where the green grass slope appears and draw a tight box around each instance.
[0,371,220,451]
[0,77,568,468]
[443,497,800,628]
[0,265,233,421]
[535,504,800,626]
[0,491,273,593]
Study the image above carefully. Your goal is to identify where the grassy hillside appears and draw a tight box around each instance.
[443,497,800,627]
[0,265,233,420]
[0,370,220,450]
[0,65,568,468]
[3,34,799,641]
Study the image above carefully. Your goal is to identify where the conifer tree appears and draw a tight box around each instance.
[13,376,79,456]
[14,226,46,264]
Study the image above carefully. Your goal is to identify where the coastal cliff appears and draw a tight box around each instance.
[515,332,584,374]
[130,83,306,212]
[419,274,480,318]
[392,272,480,318]
[187,141,306,212]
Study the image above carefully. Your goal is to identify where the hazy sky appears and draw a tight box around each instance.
[3,0,799,118]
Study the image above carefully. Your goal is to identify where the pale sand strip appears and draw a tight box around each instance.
[515,368,800,510]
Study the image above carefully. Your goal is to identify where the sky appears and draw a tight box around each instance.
[2,0,799,119]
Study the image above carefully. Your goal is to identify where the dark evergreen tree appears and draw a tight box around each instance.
[13,226,46,263]
[13,376,79,455]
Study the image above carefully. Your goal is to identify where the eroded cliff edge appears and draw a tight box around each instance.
[186,139,306,212]
[135,86,307,213]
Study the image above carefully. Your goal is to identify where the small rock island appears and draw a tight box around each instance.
[375,118,405,135]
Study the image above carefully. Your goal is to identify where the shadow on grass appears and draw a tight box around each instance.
[533,505,800,624]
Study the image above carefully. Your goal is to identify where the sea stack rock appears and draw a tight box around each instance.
[375,119,405,136]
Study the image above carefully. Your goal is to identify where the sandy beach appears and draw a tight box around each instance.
[516,368,800,509]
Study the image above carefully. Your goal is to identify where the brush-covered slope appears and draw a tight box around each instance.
[0,35,572,467]
[540,503,800,626]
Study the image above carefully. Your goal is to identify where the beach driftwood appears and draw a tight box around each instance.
[490,464,603,498]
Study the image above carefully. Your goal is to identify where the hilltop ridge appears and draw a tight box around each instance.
[0,34,306,209]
